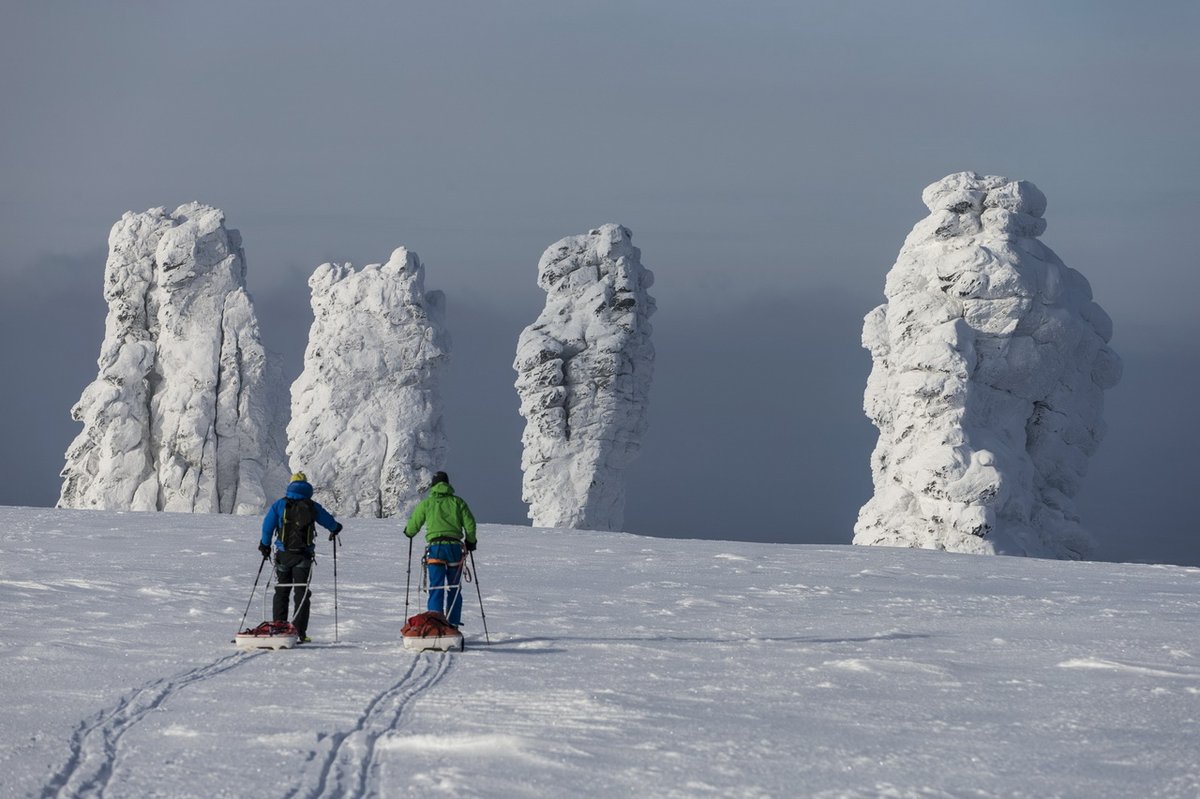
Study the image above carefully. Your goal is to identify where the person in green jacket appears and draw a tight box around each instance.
[404,471,477,627]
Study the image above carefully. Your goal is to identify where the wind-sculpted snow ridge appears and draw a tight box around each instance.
[855,172,1122,559]
[59,204,287,514]
[514,224,656,531]
[288,247,449,518]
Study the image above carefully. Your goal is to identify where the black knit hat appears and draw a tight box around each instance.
[430,471,449,486]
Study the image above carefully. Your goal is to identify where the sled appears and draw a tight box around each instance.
[402,611,464,652]
[402,630,464,652]
[235,620,300,650]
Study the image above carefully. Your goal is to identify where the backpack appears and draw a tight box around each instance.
[278,498,316,551]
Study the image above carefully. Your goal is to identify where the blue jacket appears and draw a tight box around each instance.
[260,480,340,553]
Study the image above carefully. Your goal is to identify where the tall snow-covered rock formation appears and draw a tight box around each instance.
[287,248,449,518]
[514,224,656,531]
[855,172,1122,559]
[60,204,287,514]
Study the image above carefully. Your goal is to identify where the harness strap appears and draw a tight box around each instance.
[421,545,472,603]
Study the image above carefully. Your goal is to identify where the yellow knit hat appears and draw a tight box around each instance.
[290,471,307,483]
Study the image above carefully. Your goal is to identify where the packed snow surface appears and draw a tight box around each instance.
[58,204,287,515]
[287,247,450,519]
[514,224,656,531]
[856,172,1122,559]
[2,506,1197,798]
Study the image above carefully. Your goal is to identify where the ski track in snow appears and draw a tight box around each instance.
[297,651,454,799]
[41,652,258,799]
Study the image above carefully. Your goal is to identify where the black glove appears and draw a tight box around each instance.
[329,522,343,541]
[258,543,271,558]
[465,540,477,552]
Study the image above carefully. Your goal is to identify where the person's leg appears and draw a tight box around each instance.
[272,554,291,622]
[446,565,464,626]
[291,556,313,638]
[445,545,464,626]
[426,553,447,615]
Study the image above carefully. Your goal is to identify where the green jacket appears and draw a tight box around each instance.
[404,482,477,545]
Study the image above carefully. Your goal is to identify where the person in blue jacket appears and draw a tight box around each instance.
[259,472,343,643]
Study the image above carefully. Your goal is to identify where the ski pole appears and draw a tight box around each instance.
[468,550,490,644]
[238,554,269,632]
[404,535,413,619]
[332,535,340,643]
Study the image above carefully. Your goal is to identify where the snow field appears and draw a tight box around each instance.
[1,506,1197,798]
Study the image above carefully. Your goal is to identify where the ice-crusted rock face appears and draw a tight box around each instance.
[514,224,656,531]
[287,247,449,518]
[855,172,1122,559]
[59,204,288,514]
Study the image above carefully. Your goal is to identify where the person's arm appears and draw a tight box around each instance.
[404,499,426,538]
[461,499,477,546]
[312,501,341,533]
[261,502,281,547]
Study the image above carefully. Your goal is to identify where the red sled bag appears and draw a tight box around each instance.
[402,611,459,638]
[401,611,463,651]
[234,620,300,650]
[240,620,299,637]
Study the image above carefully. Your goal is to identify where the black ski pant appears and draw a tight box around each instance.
[273,551,313,638]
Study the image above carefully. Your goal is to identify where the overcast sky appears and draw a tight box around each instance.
[2,2,1197,565]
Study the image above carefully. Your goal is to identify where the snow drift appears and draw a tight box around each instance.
[514,224,656,531]
[59,204,287,514]
[287,247,449,518]
[855,172,1122,558]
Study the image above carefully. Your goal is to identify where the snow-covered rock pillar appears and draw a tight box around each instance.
[514,224,656,531]
[855,172,1122,558]
[59,204,287,514]
[287,247,449,518]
